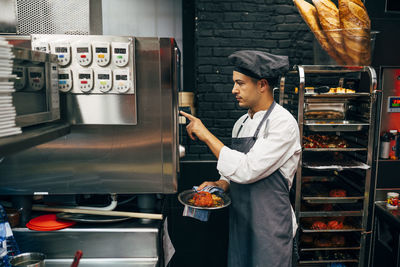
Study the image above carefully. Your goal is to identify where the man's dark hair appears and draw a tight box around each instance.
[251,77,279,90]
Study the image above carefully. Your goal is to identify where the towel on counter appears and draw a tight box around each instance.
[182,186,224,222]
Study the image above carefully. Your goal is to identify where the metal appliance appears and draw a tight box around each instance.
[0,35,180,267]
[11,47,60,127]
[0,35,180,195]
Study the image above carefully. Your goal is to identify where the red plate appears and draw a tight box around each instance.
[26,214,75,231]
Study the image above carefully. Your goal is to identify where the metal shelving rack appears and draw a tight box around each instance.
[280,65,379,266]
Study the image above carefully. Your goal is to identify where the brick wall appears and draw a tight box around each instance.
[182,0,314,160]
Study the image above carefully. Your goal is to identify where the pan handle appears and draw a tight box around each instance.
[70,250,83,267]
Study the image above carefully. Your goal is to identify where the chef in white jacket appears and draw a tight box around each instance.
[180,50,301,267]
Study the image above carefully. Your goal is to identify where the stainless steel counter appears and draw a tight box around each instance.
[13,220,162,267]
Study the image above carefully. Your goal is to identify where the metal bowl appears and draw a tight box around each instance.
[178,189,231,210]
[10,252,45,267]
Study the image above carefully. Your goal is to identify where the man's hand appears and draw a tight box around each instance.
[180,111,210,142]
[197,180,230,192]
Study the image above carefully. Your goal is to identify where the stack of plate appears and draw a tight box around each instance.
[0,37,21,138]
[26,214,76,231]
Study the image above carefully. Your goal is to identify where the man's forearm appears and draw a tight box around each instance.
[203,131,224,159]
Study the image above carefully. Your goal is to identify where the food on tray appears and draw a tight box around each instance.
[331,235,346,246]
[327,220,344,229]
[305,111,344,120]
[303,134,348,148]
[188,191,224,208]
[300,234,314,245]
[314,237,332,247]
[311,221,328,230]
[329,189,347,197]
[328,87,356,94]
[322,204,333,211]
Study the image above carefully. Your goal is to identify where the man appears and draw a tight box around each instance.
[180,50,301,267]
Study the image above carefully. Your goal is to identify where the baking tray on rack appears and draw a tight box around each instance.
[301,226,364,233]
[304,120,369,132]
[299,250,359,264]
[301,246,361,251]
[302,181,364,204]
[300,232,361,251]
[303,134,367,152]
[299,259,359,264]
[303,152,370,170]
[301,217,363,233]
[304,92,370,98]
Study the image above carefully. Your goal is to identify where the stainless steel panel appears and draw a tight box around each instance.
[66,94,137,125]
[0,0,17,33]
[13,224,159,258]
[0,38,178,194]
[45,258,158,267]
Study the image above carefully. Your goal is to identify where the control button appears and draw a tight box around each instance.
[80,55,86,58]
[98,54,104,58]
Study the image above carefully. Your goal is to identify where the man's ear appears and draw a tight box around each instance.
[258,78,270,93]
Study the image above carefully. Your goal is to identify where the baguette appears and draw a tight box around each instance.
[312,0,352,64]
[293,0,345,65]
[339,0,371,65]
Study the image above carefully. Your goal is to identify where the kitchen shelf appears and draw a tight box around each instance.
[304,147,367,152]
[304,120,369,132]
[301,227,364,233]
[304,92,370,98]
[0,121,70,157]
[301,246,361,252]
[299,259,359,264]
[281,65,378,267]
[300,211,363,217]
[302,196,364,204]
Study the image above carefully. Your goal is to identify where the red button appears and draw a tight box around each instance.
[80,55,86,58]
[81,80,87,84]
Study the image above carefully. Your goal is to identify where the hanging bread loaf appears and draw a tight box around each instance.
[312,0,352,64]
[339,0,371,65]
[293,0,345,65]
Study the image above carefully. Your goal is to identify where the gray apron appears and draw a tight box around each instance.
[228,101,293,267]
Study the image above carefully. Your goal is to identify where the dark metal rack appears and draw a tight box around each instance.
[281,65,379,266]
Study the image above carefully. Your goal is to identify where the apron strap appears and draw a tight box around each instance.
[252,101,276,139]
[236,101,276,138]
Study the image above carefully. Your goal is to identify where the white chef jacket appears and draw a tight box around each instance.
[217,103,301,237]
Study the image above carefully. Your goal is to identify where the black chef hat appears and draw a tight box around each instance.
[228,50,289,80]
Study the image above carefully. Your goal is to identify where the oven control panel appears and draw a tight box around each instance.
[32,35,136,95]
